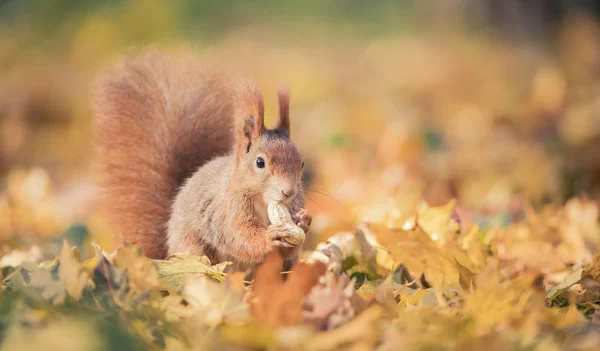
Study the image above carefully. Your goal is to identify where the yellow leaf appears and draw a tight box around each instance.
[306,305,383,351]
[417,199,459,244]
[58,241,89,301]
[113,245,160,290]
[182,276,250,327]
[398,288,430,307]
[153,252,230,290]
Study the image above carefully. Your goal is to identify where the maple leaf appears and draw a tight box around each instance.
[181,276,250,327]
[3,261,66,305]
[250,251,326,327]
[303,272,363,330]
[417,199,460,244]
[385,230,461,289]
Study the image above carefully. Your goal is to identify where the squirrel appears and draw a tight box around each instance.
[92,48,311,272]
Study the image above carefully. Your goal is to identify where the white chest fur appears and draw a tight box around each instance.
[253,199,271,228]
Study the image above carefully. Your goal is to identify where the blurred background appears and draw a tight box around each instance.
[1,0,600,254]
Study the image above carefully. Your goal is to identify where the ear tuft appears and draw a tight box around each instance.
[235,79,265,154]
[274,83,290,137]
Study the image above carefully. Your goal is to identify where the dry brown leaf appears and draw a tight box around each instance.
[303,272,362,330]
[250,251,327,327]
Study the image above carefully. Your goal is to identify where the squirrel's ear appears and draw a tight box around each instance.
[235,80,265,152]
[273,84,290,137]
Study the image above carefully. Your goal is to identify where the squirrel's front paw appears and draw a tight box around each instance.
[268,223,304,257]
[293,208,312,233]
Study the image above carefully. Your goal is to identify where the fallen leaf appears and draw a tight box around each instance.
[455,258,475,292]
[113,245,160,290]
[306,305,383,350]
[417,199,460,244]
[182,276,250,327]
[303,272,361,330]
[0,246,42,267]
[224,271,247,296]
[398,288,430,307]
[545,268,583,300]
[250,251,326,327]
[356,279,380,302]
[58,240,90,301]
[153,252,230,290]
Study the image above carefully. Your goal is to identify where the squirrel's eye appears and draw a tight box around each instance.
[302,161,305,169]
[256,157,265,169]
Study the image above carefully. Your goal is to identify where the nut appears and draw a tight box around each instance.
[267,202,305,245]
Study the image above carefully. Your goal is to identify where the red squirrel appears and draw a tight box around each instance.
[93,48,311,271]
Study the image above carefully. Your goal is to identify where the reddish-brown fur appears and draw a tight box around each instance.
[93,48,310,268]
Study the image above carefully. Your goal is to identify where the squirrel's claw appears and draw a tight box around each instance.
[269,224,300,245]
[268,223,303,258]
[272,239,296,248]
[293,208,312,233]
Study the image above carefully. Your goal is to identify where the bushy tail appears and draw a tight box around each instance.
[93,48,234,258]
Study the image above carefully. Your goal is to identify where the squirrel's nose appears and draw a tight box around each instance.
[281,187,294,198]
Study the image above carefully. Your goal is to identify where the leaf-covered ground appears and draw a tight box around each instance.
[3,2,600,350]
[2,186,600,350]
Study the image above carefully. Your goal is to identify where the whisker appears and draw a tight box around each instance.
[304,188,344,208]
[304,195,323,209]
[303,187,356,218]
